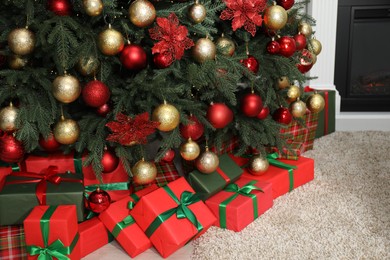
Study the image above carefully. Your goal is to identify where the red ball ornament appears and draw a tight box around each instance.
[240,92,263,117]
[101,149,119,173]
[96,103,111,117]
[39,133,61,152]
[276,0,295,10]
[206,103,233,129]
[273,107,293,125]
[120,44,147,70]
[278,36,296,58]
[267,40,280,54]
[294,34,307,51]
[256,106,270,119]
[240,55,259,74]
[297,49,314,73]
[180,115,204,141]
[47,0,72,16]
[161,149,175,162]
[82,80,110,108]
[88,188,111,213]
[0,134,25,163]
[153,53,172,69]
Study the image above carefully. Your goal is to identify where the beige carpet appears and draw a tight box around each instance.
[191,131,390,260]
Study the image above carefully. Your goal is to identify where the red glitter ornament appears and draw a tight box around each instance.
[39,132,61,152]
[88,188,111,213]
[294,33,307,51]
[47,0,72,16]
[276,0,295,10]
[273,107,292,125]
[278,36,296,57]
[241,92,263,117]
[120,44,147,70]
[0,134,25,163]
[206,103,233,129]
[240,55,259,74]
[267,40,280,54]
[161,149,175,162]
[153,53,172,69]
[101,149,119,173]
[256,106,269,119]
[96,103,111,117]
[82,80,111,108]
[180,115,204,141]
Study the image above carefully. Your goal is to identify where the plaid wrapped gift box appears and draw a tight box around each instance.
[0,225,27,260]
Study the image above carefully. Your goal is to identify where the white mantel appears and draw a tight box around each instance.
[306,0,390,131]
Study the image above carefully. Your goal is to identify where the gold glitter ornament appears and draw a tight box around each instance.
[249,155,269,175]
[290,98,307,118]
[277,76,290,89]
[83,0,103,16]
[306,92,325,113]
[188,1,207,24]
[0,102,19,132]
[309,38,322,56]
[298,22,313,37]
[287,85,301,102]
[192,38,216,63]
[128,0,156,28]
[180,138,200,161]
[8,54,28,70]
[52,74,81,103]
[263,4,288,31]
[152,101,180,132]
[8,28,35,56]
[195,147,219,174]
[97,27,124,56]
[53,116,80,145]
[215,35,235,56]
[132,158,157,185]
[76,56,100,76]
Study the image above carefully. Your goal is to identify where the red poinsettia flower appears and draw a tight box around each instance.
[149,13,194,65]
[220,0,267,37]
[106,112,160,145]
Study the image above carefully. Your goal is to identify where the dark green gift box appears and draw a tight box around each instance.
[0,168,85,226]
[187,154,243,201]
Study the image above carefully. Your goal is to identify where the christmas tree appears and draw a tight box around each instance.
[0,0,321,182]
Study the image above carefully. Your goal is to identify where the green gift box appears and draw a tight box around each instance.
[186,154,243,201]
[0,166,85,226]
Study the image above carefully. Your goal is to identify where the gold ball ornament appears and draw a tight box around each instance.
[215,35,235,56]
[195,148,219,174]
[76,56,100,76]
[180,138,200,161]
[152,102,180,132]
[98,27,124,56]
[192,38,216,63]
[277,76,290,89]
[298,22,313,37]
[53,116,80,145]
[8,28,35,56]
[306,92,325,113]
[249,156,269,175]
[309,38,322,56]
[8,54,28,70]
[188,2,207,24]
[263,5,288,31]
[83,0,103,16]
[52,74,81,103]
[132,158,157,185]
[128,0,156,28]
[311,52,317,65]
[0,103,19,132]
[287,85,301,102]
[290,98,307,118]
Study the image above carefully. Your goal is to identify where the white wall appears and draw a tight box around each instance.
[306,0,390,131]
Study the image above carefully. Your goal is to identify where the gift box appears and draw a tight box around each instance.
[0,166,84,226]
[205,177,273,232]
[0,225,27,260]
[97,184,159,258]
[0,161,20,187]
[187,154,243,201]
[24,205,81,260]
[232,154,314,199]
[131,177,217,258]
[78,217,114,258]
[267,141,305,160]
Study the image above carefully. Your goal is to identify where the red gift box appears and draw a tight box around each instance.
[232,154,314,199]
[205,177,273,232]
[23,205,81,260]
[97,185,159,258]
[131,177,217,258]
[78,217,114,258]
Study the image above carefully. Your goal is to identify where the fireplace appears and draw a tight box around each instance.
[334,0,390,111]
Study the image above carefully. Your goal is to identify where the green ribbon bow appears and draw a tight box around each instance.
[219,180,263,228]
[145,186,203,238]
[111,215,136,238]
[266,153,297,191]
[27,206,79,260]
[84,182,130,198]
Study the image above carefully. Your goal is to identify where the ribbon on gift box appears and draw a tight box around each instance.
[5,166,83,205]
[219,180,263,228]
[0,161,20,172]
[304,86,329,135]
[26,206,79,260]
[144,186,203,238]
